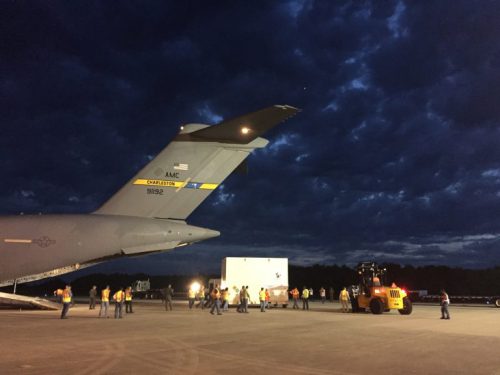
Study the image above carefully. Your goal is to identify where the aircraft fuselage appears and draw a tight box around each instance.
[0,214,219,283]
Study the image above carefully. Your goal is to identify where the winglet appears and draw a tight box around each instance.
[187,104,300,144]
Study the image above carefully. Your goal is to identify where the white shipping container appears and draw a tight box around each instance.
[220,257,289,307]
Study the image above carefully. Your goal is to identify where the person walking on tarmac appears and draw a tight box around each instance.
[164,284,174,311]
[319,287,326,304]
[210,286,222,315]
[221,288,230,311]
[339,287,350,313]
[244,286,250,313]
[265,288,270,309]
[60,285,72,319]
[237,286,245,313]
[302,286,310,310]
[440,289,451,320]
[113,287,125,319]
[290,287,300,309]
[259,288,266,312]
[89,285,97,310]
[125,286,133,313]
[99,285,111,318]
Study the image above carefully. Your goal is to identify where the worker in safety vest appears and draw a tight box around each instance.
[302,286,310,310]
[113,287,125,319]
[188,287,196,309]
[259,288,266,312]
[290,287,300,309]
[221,288,230,311]
[265,289,270,309]
[60,285,72,319]
[210,286,222,315]
[125,286,133,313]
[99,285,111,318]
[339,287,350,313]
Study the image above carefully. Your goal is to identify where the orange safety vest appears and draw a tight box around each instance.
[62,289,71,303]
[55,289,63,296]
[125,290,132,301]
[265,291,270,301]
[102,289,110,302]
[114,290,124,303]
[291,289,299,299]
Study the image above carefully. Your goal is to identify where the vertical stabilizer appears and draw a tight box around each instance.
[94,105,299,219]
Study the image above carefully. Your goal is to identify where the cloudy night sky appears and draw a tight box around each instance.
[3,1,500,275]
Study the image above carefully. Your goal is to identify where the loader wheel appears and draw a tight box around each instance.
[398,297,413,315]
[495,299,500,308]
[370,298,384,314]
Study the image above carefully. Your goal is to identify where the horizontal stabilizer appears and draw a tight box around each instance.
[188,105,300,144]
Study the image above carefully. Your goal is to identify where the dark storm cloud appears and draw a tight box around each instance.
[3,0,500,271]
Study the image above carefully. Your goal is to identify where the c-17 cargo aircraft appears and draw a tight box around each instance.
[0,105,299,290]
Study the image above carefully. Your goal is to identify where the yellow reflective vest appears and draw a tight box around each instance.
[62,289,71,303]
[113,290,124,303]
[259,290,266,301]
[101,289,110,302]
[302,289,309,299]
[125,290,132,301]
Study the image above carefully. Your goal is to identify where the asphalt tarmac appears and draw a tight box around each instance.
[1,300,499,375]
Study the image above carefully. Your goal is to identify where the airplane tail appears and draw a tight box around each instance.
[94,105,299,220]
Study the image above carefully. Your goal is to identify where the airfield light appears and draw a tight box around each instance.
[190,281,201,293]
[180,126,184,131]
[241,126,250,135]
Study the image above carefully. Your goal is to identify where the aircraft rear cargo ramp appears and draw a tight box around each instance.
[0,292,60,310]
[220,257,289,307]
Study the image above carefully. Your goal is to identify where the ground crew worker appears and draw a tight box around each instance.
[302,286,310,310]
[210,286,222,315]
[265,288,270,309]
[89,285,97,310]
[259,288,266,312]
[339,287,350,313]
[196,286,205,309]
[290,287,300,309]
[125,286,133,313]
[113,287,125,319]
[188,286,196,309]
[243,286,250,313]
[99,285,110,318]
[440,289,450,320]
[237,286,245,313]
[164,284,174,311]
[319,287,326,304]
[222,288,230,311]
[60,285,72,319]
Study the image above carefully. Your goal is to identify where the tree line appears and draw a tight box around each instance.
[2,263,500,297]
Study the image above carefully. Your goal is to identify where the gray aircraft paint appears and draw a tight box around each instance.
[0,105,299,285]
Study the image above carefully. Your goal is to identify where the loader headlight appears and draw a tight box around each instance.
[190,281,201,293]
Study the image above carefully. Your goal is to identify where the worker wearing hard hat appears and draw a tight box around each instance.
[339,287,350,313]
